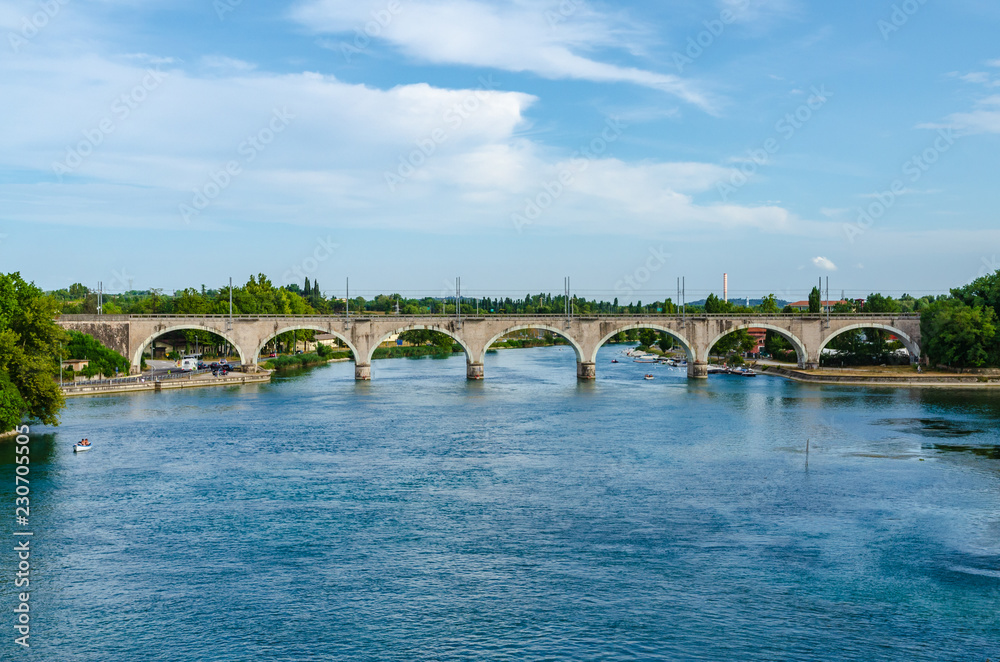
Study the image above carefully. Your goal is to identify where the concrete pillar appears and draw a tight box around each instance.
[801,361,819,370]
[577,362,596,380]
[467,362,484,380]
[355,364,371,381]
[687,361,709,379]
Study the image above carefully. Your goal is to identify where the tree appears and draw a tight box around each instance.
[711,330,756,358]
[657,333,674,353]
[68,283,88,299]
[638,329,658,347]
[921,299,997,369]
[0,273,66,430]
[704,293,726,314]
[758,294,780,314]
[951,269,1000,320]
[66,331,130,378]
[808,286,821,313]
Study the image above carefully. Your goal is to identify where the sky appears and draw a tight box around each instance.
[0,0,998,303]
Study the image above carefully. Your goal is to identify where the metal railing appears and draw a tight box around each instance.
[58,312,922,322]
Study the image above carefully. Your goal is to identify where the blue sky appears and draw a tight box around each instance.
[1,0,998,302]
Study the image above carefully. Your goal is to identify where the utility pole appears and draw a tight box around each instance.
[345,277,349,325]
[456,277,461,324]
[826,276,831,327]
[227,277,233,331]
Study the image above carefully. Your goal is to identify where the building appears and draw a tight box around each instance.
[62,359,90,372]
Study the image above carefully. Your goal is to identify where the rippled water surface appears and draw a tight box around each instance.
[3,346,999,661]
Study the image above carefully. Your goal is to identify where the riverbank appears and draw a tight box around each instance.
[61,370,272,397]
[760,364,1000,387]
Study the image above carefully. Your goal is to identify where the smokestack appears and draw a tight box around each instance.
[723,273,728,303]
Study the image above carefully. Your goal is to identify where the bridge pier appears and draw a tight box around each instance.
[577,362,596,380]
[355,364,371,381]
[687,361,709,379]
[466,362,484,380]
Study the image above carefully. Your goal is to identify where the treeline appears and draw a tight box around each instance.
[921,271,1000,369]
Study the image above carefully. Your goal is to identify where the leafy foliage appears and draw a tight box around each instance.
[921,299,997,368]
[0,273,66,430]
[66,330,130,378]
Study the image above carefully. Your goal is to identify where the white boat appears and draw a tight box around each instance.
[73,443,92,452]
[644,374,655,380]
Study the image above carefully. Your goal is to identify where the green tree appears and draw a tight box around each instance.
[758,294,780,314]
[921,299,997,369]
[638,329,658,347]
[808,286,821,313]
[66,331,130,378]
[950,269,1000,320]
[0,273,66,430]
[711,330,756,359]
[657,333,674,353]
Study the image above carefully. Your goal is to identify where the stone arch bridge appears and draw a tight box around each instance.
[57,313,921,380]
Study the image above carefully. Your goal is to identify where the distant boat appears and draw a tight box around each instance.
[644,374,655,380]
[73,442,92,452]
[611,359,619,363]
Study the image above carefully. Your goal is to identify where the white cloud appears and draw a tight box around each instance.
[812,256,837,271]
[933,95,1000,134]
[0,51,830,239]
[988,59,1000,68]
[292,0,714,110]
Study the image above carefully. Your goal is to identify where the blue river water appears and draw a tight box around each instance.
[3,345,999,661]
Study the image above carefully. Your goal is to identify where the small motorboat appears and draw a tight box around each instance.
[611,359,619,363]
[644,374,655,380]
[73,441,92,452]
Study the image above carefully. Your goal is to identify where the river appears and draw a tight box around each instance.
[3,345,999,661]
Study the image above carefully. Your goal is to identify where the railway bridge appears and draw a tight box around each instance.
[57,313,922,380]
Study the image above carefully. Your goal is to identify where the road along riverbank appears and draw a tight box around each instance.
[61,370,271,397]
[760,364,1000,388]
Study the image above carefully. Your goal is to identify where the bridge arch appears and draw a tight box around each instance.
[819,323,920,362]
[480,324,585,364]
[705,323,807,366]
[368,325,474,365]
[590,324,694,364]
[253,326,361,364]
[133,324,247,369]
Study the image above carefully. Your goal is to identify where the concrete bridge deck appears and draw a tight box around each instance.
[57,313,922,380]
